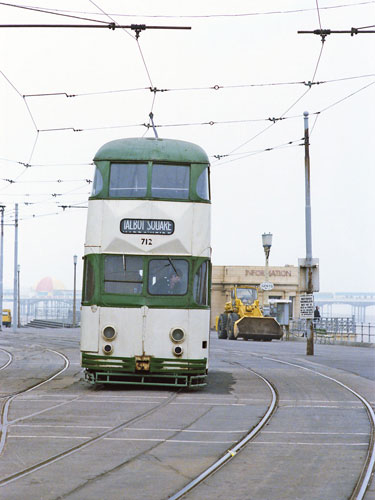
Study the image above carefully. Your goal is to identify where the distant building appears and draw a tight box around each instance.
[211,265,302,327]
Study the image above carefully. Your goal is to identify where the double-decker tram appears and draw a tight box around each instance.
[80,138,211,388]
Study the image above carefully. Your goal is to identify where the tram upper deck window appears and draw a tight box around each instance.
[151,164,189,199]
[104,255,143,294]
[148,259,188,295]
[196,168,209,200]
[92,168,103,196]
[109,163,147,198]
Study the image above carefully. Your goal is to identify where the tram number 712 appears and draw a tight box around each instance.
[141,238,153,246]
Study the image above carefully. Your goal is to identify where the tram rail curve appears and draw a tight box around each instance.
[169,363,279,500]
[167,348,374,500]
[0,348,13,372]
[0,348,70,456]
[254,354,375,500]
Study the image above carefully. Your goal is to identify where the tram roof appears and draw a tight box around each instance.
[94,138,209,164]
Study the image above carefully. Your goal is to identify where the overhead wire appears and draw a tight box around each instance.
[0,1,109,24]
[0,1,372,219]
[9,2,374,19]
[218,1,327,160]
[87,1,157,134]
[20,73,375,99]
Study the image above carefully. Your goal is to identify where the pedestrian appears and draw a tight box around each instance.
[314,306,321,319]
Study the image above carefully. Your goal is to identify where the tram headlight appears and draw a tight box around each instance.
[103,344,113,355]
[170,328,185,343]
[102,326,116,341]
[172,345,183,357]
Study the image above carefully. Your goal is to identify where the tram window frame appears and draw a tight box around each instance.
[109,163,148,198]
[83,259,95,302]
[103,255,144,295]
[148,259,189,296]
[195,167,210,201]
[193,261,209,305]
[151,164,190,200]
[91,167,103,196]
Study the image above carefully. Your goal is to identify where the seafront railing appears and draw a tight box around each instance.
[289,318,375,344]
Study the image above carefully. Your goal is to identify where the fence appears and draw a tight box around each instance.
[289,317,375,344]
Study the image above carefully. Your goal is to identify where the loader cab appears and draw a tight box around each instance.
[233,287,258,305]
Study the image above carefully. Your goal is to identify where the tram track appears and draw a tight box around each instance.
[167,348,374,500]
[0,348,13,373]
[253,354,375,500]
[0,355,277,499]
[0,389,180,488]
[0,349,70,456]
[168,362,279,500]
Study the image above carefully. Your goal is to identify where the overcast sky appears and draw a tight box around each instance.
[0,0,374,294]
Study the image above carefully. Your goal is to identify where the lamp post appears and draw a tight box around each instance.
[262,233,273,283]
[73,255,77,327]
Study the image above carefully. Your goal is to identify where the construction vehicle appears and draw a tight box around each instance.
[215,285,283,341]
[2,309,12,328]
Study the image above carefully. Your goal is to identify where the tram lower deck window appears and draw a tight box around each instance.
[104,255,143,294]
[148,259,188,295]
[193,261,209,305]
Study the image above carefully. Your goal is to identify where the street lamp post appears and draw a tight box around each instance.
[73,255,77,328]
[262,233,273,284]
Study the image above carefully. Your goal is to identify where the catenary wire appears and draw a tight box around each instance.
[12,2,374,19]
[21,73,375,98]
[0,1,108,24]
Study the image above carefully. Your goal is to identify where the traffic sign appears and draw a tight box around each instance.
[300,294,314,319]
[260,281,274,291]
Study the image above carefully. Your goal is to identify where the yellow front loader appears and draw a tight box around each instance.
[215,285,282,341]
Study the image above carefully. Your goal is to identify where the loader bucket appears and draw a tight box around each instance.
[234,316,283,341]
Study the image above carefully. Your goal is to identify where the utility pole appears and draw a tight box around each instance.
[304,113,314,355]
[17,265,20,328]
[13,203,18,332]
[73,255,77,328]
[0,205,4,332]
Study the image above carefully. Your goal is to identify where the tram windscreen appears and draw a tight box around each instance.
[236,288,257,304]
[104,255,143,294]
[148,259,188,295]
[109,163,147,197]
[151,165,189,199]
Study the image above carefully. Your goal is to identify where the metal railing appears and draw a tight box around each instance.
[289,318,375,344]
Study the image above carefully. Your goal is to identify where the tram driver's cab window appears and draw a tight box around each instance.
[151,164,189,199]
[104,255,143,294]
[148,259,188,295]
[109,163,147,198]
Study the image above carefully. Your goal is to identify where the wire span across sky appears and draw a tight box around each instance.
[0,0,374,293]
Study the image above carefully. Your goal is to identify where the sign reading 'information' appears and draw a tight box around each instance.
[120,218,175,235]
[300,294,314,319]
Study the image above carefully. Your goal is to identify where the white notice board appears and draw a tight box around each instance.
[300,294,314,319]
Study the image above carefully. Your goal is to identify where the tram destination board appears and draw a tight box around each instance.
[300,293,314,319]
[120,218,175,235]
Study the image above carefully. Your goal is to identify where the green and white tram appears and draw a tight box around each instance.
[80,138,211,387]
